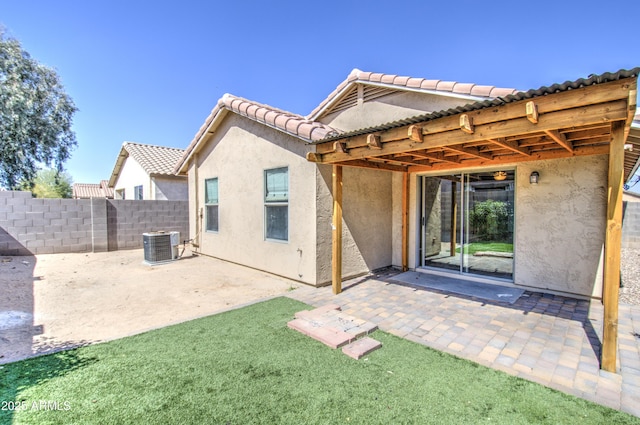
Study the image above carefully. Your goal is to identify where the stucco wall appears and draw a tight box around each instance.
[153,176,188,201]
[515,156,607,298]
[113,157,151,200]
[406,156,606,298]
[320,91,478,132]
[391,172,404,268]
[315,165,394,284]
[190,114,318,284]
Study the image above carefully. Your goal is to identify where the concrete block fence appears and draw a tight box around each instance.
[623,201,640,249]
[0,191,188,256]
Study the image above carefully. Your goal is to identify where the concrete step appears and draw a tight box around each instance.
[288,304,381,357]
[342,337,383,360]
[287,318,354,349]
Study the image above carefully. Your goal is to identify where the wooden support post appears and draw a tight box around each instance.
[332,165,343,295]
[602,120,625,372]
[450,181,457,256]
[402,172,409,271]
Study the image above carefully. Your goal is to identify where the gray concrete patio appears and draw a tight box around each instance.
[286,269,640,417]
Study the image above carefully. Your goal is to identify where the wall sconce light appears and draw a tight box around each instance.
[530,171,540,185]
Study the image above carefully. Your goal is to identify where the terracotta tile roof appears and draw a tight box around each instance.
[123,142,185,175]
[110,142,185,186]
[72,180,114,199]
[307,68,520,120]
[175,94,340,174]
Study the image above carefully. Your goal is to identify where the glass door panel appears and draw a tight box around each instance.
[420,171,514,280]
[421,175,462,272]
[461,171,514,279]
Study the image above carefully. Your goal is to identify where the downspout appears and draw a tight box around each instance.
[193,152,201,251]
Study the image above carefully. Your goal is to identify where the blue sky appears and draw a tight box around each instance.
[2,1,639,186]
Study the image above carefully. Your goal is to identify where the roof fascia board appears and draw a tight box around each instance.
[176,108,229,174]
[361,81,489,102]
[177,100,323,175]
[108,147,129,187]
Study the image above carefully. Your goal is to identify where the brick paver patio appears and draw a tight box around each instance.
[286,270,640,417]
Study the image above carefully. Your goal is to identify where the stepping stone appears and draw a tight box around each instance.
[342,337,382,360]
[288,305,379,351]
[287,318,354,349]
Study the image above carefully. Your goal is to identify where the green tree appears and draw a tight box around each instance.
[0,30,77,189]
[23,168,73,198]
[469,199,510,241]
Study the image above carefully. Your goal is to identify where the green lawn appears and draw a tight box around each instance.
[1,297,638,424]
[456,242,514,255]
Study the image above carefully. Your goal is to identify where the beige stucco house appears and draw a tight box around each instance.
[174,67,639,304]
[109,142,187,200]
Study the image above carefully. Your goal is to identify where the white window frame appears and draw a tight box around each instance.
[205,177,219,233]
[264,167,288,242]
[134,185,143,200]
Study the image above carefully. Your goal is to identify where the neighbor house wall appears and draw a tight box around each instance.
[114,157,151,200]
[622,201,640,249]
[190,114,319,284]
[152,175,188,201]
[0,191,188,255]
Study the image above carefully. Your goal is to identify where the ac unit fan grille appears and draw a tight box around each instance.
[143,234,173,263]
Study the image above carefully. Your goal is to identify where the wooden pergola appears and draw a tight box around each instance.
[307,73,638,372]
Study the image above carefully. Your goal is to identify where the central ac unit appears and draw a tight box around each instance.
[143,231,180,264]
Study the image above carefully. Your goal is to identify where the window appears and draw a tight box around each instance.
[264,167,288,241]
[134,185,143,200]
[205,178,219,232]
[116,189,125,200]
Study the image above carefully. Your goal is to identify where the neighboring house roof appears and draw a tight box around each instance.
[73,180,114,199]
[109,142,186,187]
[175,94,340,174]
[307,68,520,121]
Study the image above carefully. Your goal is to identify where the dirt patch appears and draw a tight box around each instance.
[0,250,301,364]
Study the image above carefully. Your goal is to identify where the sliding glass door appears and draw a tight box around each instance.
[420,171,514,280]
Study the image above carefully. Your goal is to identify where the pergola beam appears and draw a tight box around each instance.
[544,130,574,152]
[313,78,635,156]
[408,144,609,173]
[409,151,461,164]
[311,100,627,164]
[487,138,532,156]
[333,159,407,173]
[445,145,493,160]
